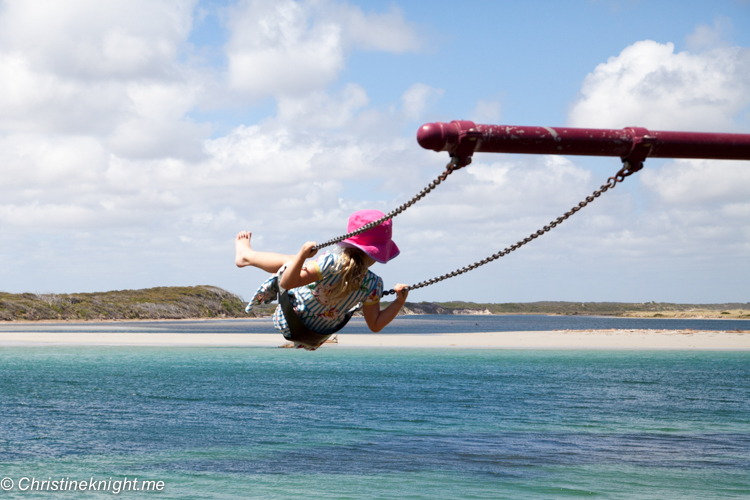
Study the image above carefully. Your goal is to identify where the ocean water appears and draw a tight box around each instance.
[1,313,749,335]
[1,332,749,498]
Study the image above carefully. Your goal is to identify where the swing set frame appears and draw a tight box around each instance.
[288,121,750,348]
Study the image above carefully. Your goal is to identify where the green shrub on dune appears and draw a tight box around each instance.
[0,286,272,321]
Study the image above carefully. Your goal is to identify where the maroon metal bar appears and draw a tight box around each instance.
[417,121,750,166]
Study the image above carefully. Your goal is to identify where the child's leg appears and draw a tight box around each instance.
[235,231,296,273]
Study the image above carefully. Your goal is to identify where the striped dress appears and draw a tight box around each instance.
[246,251,383,339]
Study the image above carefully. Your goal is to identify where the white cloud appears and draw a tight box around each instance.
[641,159,750,206]
[568,40,750,131]
[0,0,432,295]
[469,98,502,124]
[0,0,195,79]
[0,134,108,191]
[330,3,421,53]
[201,93,420,199]
[106,81,210,160]
[631,159,750,263]
[203,124,329,187]
[226,0,344,98]
[0,52,128,135]
[0,78,426,240]
[0,202,97,228]
[685,17,733,52]
[566,34,750,274]
[0,0,210,161]
[225,0,423,99]
[401,83,444,121]
[275,83,370,128]
[393,155,602,255]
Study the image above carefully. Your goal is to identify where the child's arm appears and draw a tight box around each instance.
[279,242,319,289]
[362,284,409,333]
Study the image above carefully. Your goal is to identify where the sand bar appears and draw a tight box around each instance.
[0,329,748,349]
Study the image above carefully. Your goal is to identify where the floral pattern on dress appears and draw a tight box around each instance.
[245,273,280,313]
[316,306,341,321]
[309,281,337,307]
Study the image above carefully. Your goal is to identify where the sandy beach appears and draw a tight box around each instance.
[0,328,748,349]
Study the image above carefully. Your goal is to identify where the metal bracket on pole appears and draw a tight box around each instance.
[621,127,655,174]
[417,120,480,168]
[451,120,481,168]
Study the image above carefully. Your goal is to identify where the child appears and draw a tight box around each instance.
[236,210,410,349]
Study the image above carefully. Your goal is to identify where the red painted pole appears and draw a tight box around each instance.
[417,121,750,166]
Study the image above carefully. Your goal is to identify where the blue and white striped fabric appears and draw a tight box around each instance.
[246,251,383,339]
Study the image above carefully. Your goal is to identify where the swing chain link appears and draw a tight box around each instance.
[312,157,460,251]
[382,159,640,296]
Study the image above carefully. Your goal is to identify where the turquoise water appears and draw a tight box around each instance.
[1,346,749,499]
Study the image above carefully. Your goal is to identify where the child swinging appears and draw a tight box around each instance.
[236,210,410,350]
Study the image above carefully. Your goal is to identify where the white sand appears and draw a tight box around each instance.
[0,329,748,349]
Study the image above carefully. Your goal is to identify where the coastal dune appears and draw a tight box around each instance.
[1,329,748,349]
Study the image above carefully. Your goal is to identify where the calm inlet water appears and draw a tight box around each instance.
[1,313,749,335]
[1,318,749,499]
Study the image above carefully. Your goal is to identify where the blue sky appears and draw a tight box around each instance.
[0,0,749,304]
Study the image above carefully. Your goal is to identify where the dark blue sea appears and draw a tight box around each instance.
[1,316,749,499]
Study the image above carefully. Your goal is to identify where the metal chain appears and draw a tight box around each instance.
[383,160,642,296]
[312,157,463,251]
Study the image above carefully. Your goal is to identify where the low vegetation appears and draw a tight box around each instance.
[397,301,750,319]
[1,287,748,321]
[0,286,262,321]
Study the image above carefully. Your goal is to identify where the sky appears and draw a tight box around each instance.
[0,0,749,304]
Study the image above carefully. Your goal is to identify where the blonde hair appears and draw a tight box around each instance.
[329,247,371,302]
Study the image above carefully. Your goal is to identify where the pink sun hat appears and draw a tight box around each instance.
[337,210,400,264]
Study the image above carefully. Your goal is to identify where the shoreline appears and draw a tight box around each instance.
[1,329,748,350]
[3,311,750,324]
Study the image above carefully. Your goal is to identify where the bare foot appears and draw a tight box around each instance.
[235,231,255,267]
[234,233,295,273]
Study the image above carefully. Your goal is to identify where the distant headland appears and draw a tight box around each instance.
[0,286,748,321]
